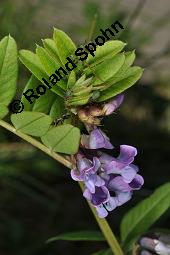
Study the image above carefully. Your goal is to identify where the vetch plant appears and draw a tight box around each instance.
[0,27,169,255]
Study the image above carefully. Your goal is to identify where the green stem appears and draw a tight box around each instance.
[0,119,124,255]
[79,183,124,255]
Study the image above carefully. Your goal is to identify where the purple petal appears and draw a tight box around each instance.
[95,175,105,187]
[71,168,84,181]
[89,128,114,149]
[85,177,96,193]
[103,94,124,115]
[121,166,138,183]
[77,158,91,173]
[108,176,131,192]
[91,157,101,174]
[129,174,144,190]
[83,188,92,200]
[116,191,132,206]
[99,152,115,164]
[91,186,109,206]
[105,197,117,211]
[118,145,137,165]
[95,205,108,218]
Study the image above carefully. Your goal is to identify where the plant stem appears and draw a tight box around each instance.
[0,120,71,168]
[79,182,124,255]
[0,119,124,255]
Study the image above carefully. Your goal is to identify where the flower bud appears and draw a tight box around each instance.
[139,235,170,255]
[103,94,124,115]
[89,105,103,117]
[77,107,101,125]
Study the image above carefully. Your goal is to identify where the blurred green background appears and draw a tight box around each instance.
[0,0,170,254]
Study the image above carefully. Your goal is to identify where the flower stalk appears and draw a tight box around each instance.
[0,119,124,255]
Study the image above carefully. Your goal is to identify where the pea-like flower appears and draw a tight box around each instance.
[77,94,124,125]
[103,94,124,115]
[71,95,144,218]
[71,156,105,193]
[81,128,114,149]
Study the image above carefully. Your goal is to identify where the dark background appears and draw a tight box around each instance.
[0,0,170,254]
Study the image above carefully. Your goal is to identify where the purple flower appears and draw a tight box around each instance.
[98,145,144,186]
[83,186,117,218]
[81,128,114,149]
[103,94,124,115]
[71,121,144,218]
[108,174,144,192]
[71,157,105,193]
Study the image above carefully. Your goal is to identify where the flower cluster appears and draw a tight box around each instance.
[71,95,144,218]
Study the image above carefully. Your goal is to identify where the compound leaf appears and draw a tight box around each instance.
[98,66,143,102]
[41,124,80,154]
[53,28,76,65]
[0,35,18,118]
[86,40,126,65]
[19,50,65,98]
[49,96,65,120]
[11,111,52,137]
[36,45,67,90]
[0,104,9,119]
[91,53,125,86]
[43,38,62,64]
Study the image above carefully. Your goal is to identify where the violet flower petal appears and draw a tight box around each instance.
[108,176,132,192]
[91,186,109,206]
[129,174,144,190]
[83,188,92,200]
[89,128,114,149]
[116,191,132,206]
[103,94,124,115]
[118,145,137,165]
[71,168,84,181]
[121,165,138,183]
[105,197,117,211]
[95,205,108,218]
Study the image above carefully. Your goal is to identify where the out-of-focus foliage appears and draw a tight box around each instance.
[0,0,170,254]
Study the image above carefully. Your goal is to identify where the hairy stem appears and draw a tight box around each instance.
[0,119,124,255]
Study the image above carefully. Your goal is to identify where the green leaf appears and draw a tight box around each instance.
[67,70,76,89]
[21,75,38,111]
[11,111,53,137]
[32,89,56,114]
[86,40,126,65]
[98,67,143,102]
[43,38,62,64]
[121,183,170,250]
[53,28,76,65]
[0,35,18,118]
[36,45,67,90]
[19,49,48,81]
[41,124,80,154]
[105,50,136,85]
[46,231,105,243]
[0,104,9,119]
[91,53,125,86]
[49,96,65,119]
[36,45,60,74]
[19,50,65,98]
